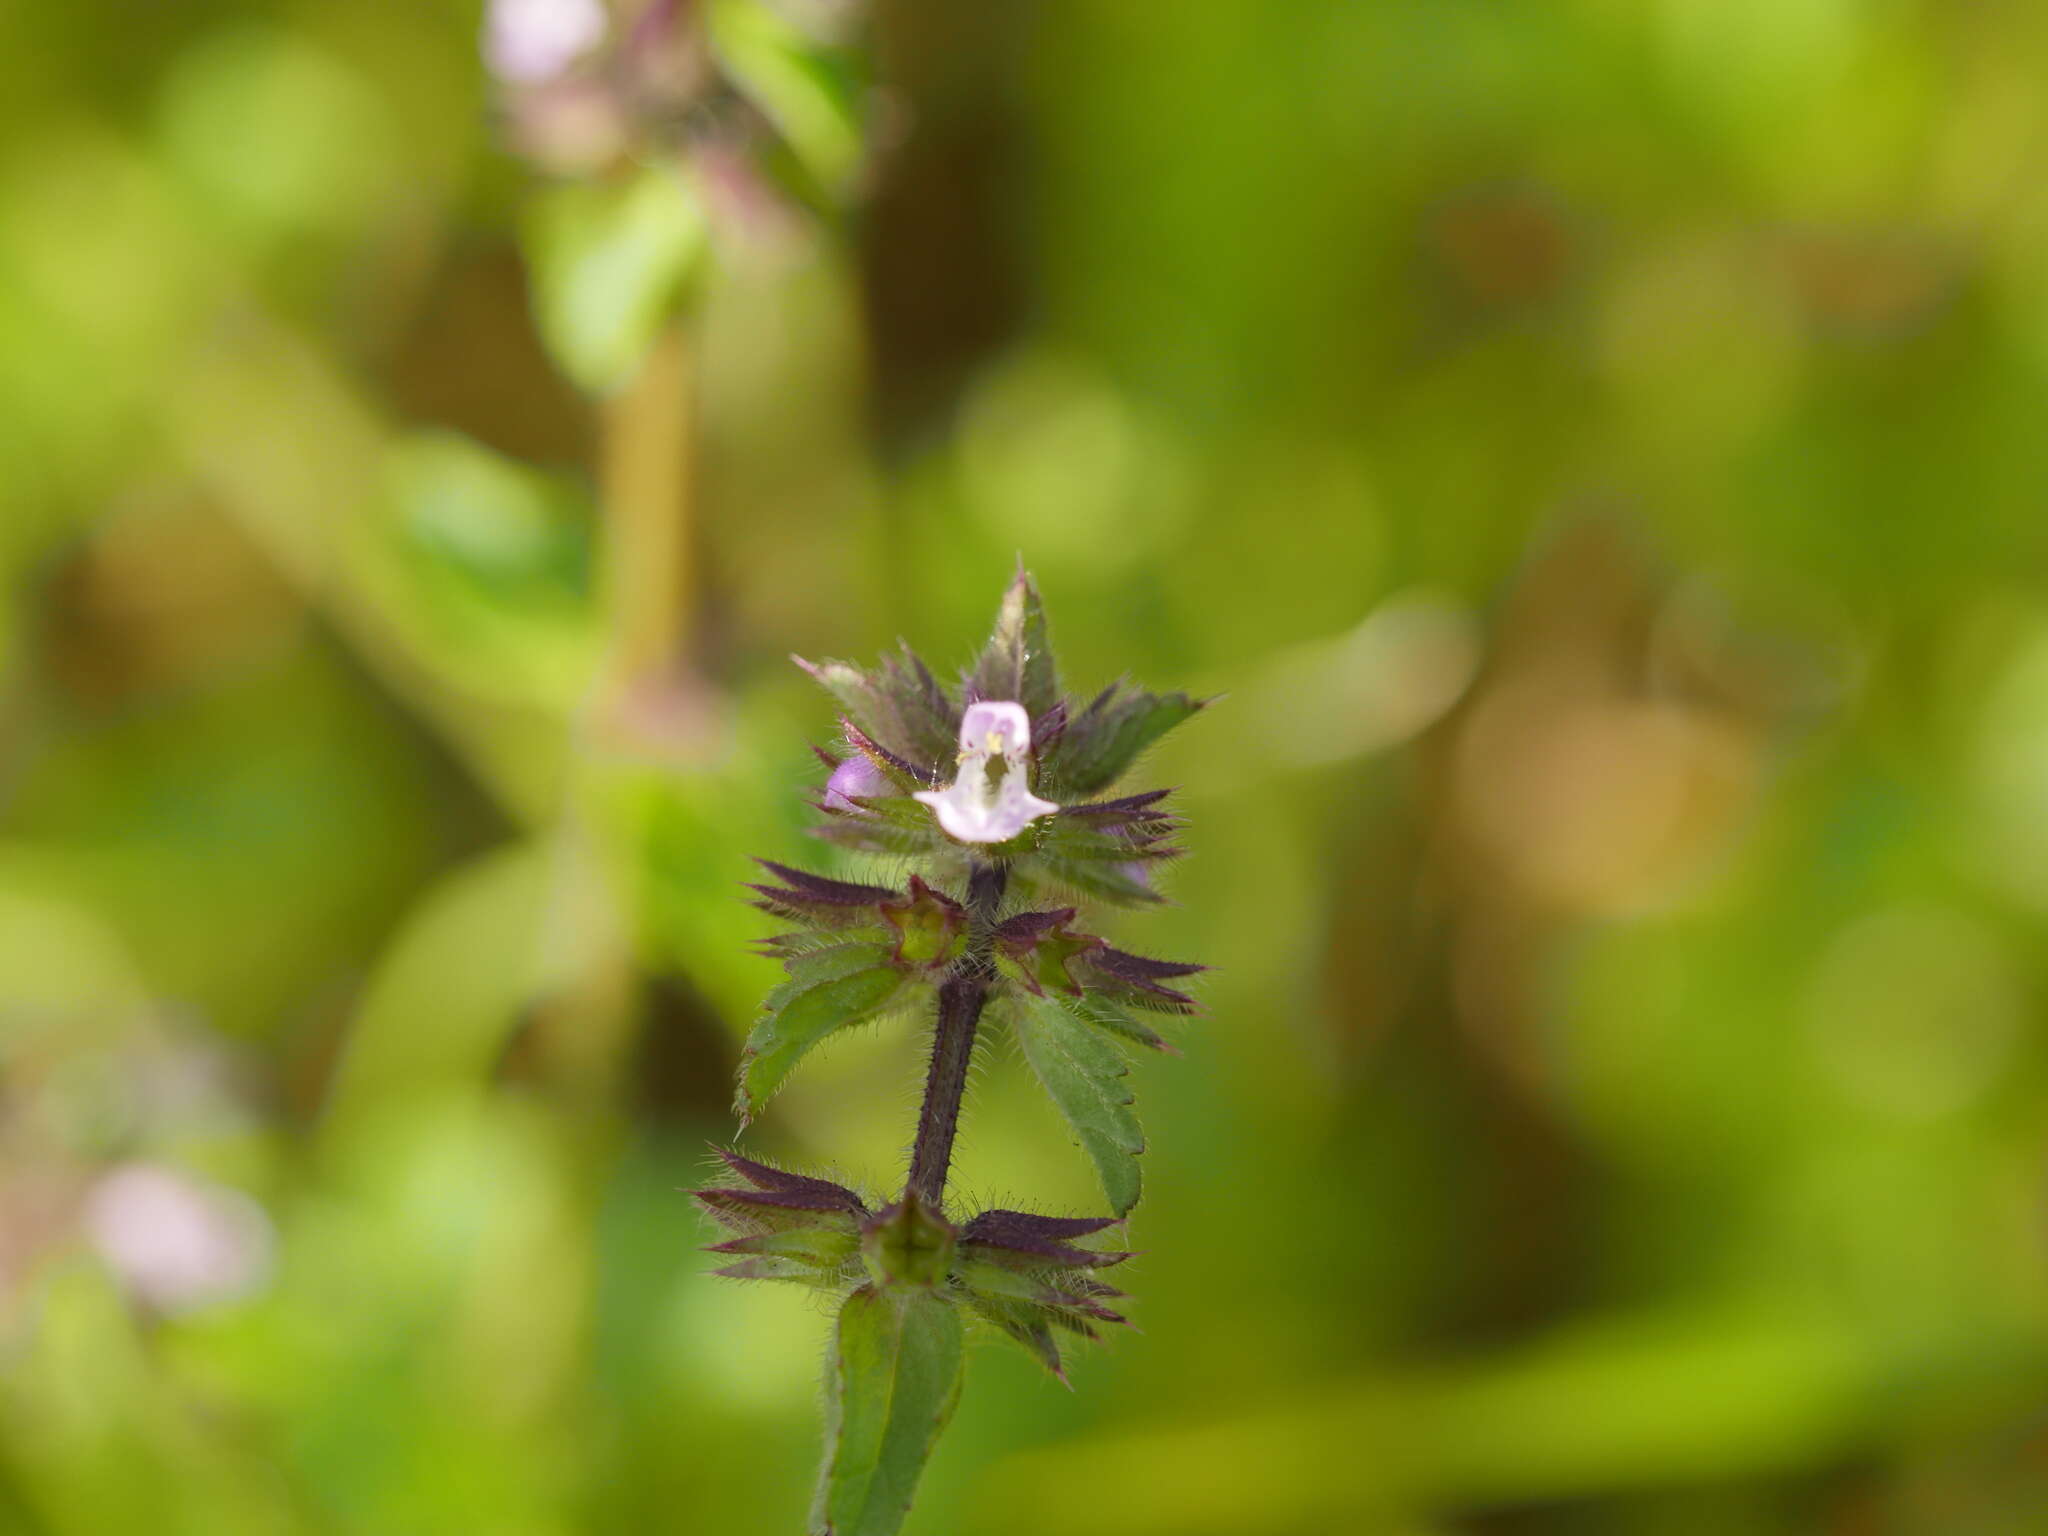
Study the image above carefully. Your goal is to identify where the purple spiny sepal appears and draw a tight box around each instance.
[953,1204,1137,1381]
[711,1148,870,1212]
[747,859,900,919]
[1079,946,1208,1013]
[959,1208,1134,1269]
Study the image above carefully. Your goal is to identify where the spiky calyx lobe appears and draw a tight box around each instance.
[694,1150,868,1289]
[953,1209,1135,1383]
[694,1157,1136,1383]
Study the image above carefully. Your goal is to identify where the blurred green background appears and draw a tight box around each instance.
[7,0,2048,1532]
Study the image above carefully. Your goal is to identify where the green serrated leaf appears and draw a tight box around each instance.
[522,166,705,394]
[969,571,1058,718]
[738,963,908,1119]
[760,917,896,950]
[1008,993,1144,1214]
[1052,690,1202,797]
[1071,993,1174,1053]
[769,940,893,999]
[810,1286,964,1536]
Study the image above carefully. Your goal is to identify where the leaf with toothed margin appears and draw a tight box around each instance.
[809,1286,964,1536]
[737,960,911,1121]
[1005,992,1145,1215]
[763,941,894,1005]
[1070,993,1178,1054]
[966,569,1059,719]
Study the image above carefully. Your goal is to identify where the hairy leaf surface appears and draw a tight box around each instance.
[809,1286,964,1536]
[1008,992,1144,1214]
[738,955,908,1120]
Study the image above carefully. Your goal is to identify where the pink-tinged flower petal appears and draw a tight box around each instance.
[84,1163,272,1314]
[958,700,1031,758]
[824,754,890,811]
[485,0,608,85]
[913,700,1059,843]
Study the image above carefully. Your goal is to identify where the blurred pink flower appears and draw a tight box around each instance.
[485,0,609,85]
[84,1162,272,1314]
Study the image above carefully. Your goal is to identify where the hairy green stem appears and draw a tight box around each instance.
[905,860,1007,1204]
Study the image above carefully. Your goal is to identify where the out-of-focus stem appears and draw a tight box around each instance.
[906,861,1007,1205]
[544,320,696,1105]
[598,321,696,695]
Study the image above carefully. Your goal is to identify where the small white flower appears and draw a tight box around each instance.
[484,0,608,85]
[914,701,1058,844]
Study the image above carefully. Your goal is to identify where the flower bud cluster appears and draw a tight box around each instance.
[485,0,863,244]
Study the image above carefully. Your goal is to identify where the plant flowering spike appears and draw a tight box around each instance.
[690,570,1204,1535]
